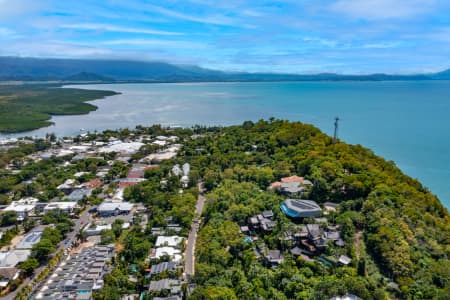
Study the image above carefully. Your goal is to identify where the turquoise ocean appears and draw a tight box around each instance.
[3,81,450,207]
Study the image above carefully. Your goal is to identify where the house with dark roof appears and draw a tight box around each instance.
[247,212,276,232]
[150,261,180,276]
[67,188,92,202]
[149,278,182,297]
[306,224,322,240]
[264,250,284,267]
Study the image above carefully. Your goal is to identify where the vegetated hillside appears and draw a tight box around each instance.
[0,56,435,82]
[0,57,224,81]
[0,84,117,133]
[430,69,450,80]
[183,120,449,299]
[63,72,115,82]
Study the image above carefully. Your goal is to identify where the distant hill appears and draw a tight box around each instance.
[0,56,446,82]
[63,72,115,82]
[430,69,450,80]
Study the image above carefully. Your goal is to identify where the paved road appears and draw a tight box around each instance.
[184,182,206,277]
[1,208,91,300]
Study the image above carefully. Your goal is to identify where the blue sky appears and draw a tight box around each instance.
[0,0,449,74]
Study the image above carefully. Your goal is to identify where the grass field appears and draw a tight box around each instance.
[0,84,118,133]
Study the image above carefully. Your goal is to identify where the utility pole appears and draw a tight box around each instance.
[333,116,339,144]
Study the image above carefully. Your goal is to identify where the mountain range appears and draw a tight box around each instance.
[0,56,448,82]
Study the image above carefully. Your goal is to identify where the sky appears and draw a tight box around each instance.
[0,0,449,74]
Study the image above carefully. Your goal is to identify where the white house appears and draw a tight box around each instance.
[3,197,39,221]
[0,250,31,286]
[151,247,182,263]
[43,202,78,214]
[98,202,134,217]
[155,236,183,248]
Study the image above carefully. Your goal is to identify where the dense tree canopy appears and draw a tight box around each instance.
[182,119,449,299]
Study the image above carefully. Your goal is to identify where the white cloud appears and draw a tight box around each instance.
[303,36,337,47]
[0,40,113,58]
[144,3,238,26]
[427,27,450,42]
[0,27,18,38]
[361,42,401,48]
[330,0,436,20]
[0,0,46,20]
[60,23,182,36]
[100,39,207,49]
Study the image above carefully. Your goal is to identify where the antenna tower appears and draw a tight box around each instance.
[333,116,339,143]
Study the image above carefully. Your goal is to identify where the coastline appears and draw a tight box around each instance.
[1,81,450,208]
[0,84,119,134]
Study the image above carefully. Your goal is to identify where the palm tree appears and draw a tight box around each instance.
[76,229,87,243]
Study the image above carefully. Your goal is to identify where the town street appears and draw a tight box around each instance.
[184,182,205,277]
[2,207,91,300]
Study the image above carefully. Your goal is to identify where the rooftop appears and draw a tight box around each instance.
[155,236,183,248]
[280,199,322,218]
[98,201,134,212]
[35,246,114,300]
[44,202,78,211]
[16,231,42,249]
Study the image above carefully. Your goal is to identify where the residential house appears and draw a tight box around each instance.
[57,179,77,195]
[67,188,92,202]
[264,250,284,267]
[118,178,146,189]
[150,261,180,276]
[155,236,183,248]
[3,197,38,221]
[338,255,352,266]
[247,210,276,232]
[16,228,44,249]
[149,278,182,297]
[269,176,313,196]
[0,250,31,287]
[82,178,103,189]
[43,202,78,214]
[323,202,339,215]
[97,202,134,217]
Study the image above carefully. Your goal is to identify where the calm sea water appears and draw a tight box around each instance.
[3,81,450,208]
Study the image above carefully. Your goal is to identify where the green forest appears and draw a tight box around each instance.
[0,119,448,299]
[176,120,449,299]
[0,84,117,133]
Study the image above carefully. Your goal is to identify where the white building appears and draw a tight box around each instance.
[43,202,78,214]
[98,141,144,154]
[172,164,182,176]
[3,197,39,221]
[182,163,190,176]
[98,201,134,217]
[151,247,182,263]
[155,236,183,248]
[0,250,31,286]
[84,222,131,236]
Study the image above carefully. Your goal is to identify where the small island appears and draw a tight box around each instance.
[0,84,118,133]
